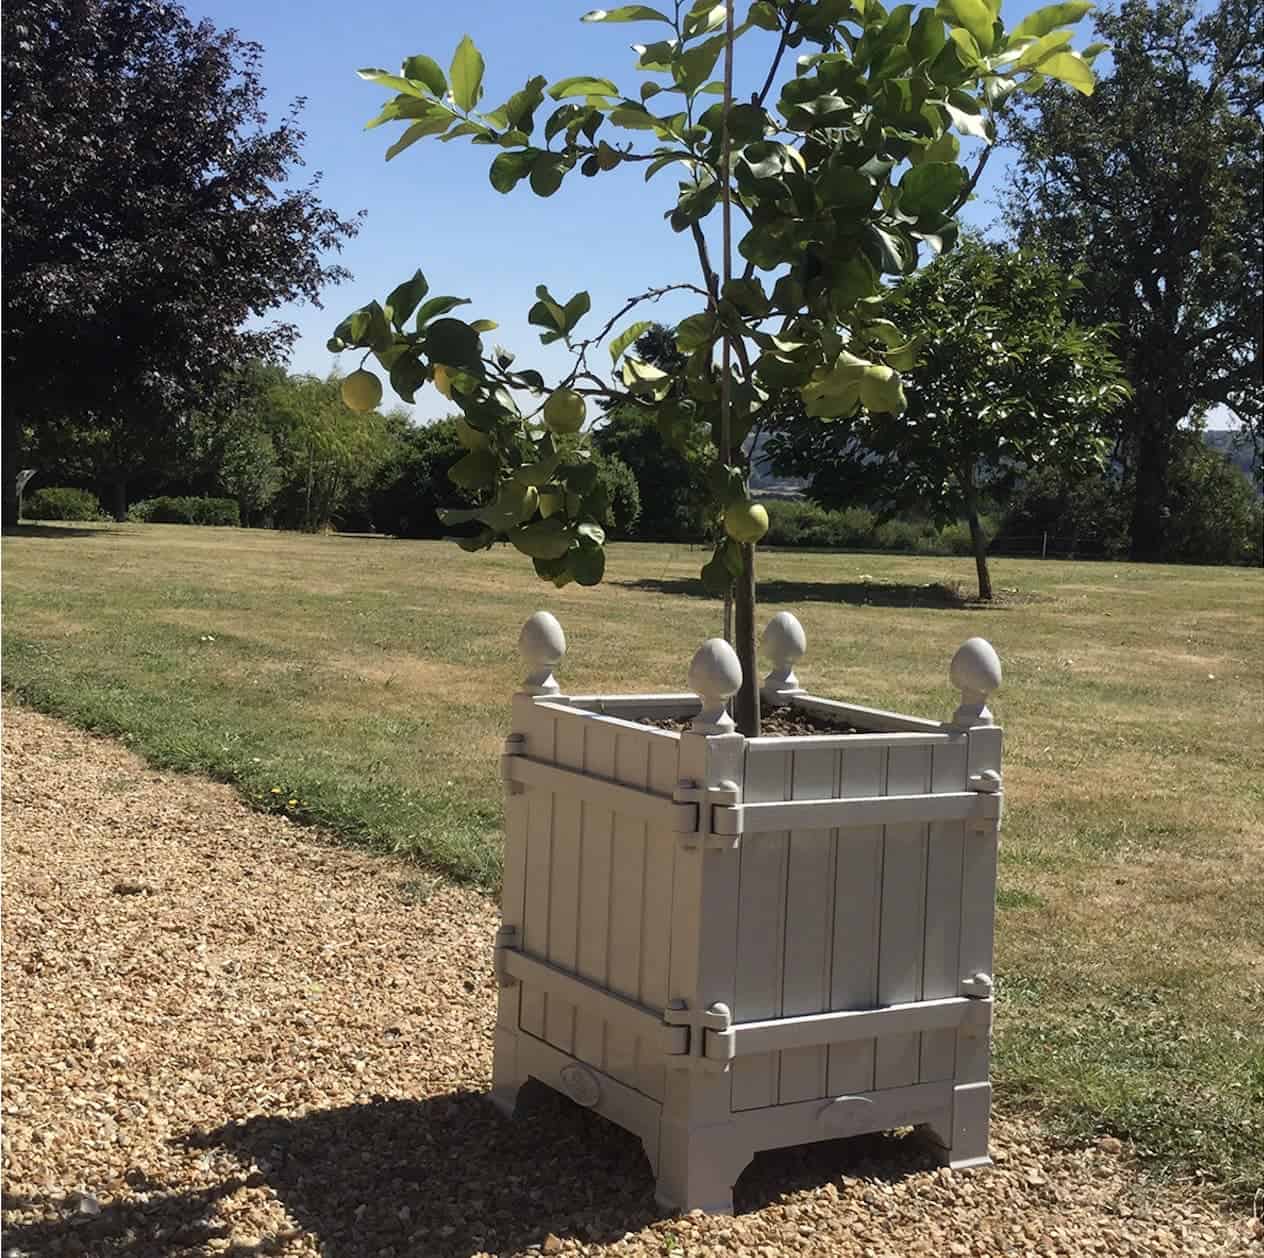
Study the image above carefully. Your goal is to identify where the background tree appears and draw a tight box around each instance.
[768,241,1129,598]
[1,0,360,523]
[1003,0,1263,561]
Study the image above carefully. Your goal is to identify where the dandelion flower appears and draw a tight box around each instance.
[288,799,298,807]
[270,787,281,794]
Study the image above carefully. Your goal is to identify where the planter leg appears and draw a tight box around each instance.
[654,1122,750,1216]
[919,1082,992,1171]
[490,1026,525,1118]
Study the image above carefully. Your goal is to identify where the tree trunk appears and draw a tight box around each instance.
[1128,406,1172,561]
[2,413,21,527]
[732,542,761,736]
[966,494,993,601]
[111,478,128,523]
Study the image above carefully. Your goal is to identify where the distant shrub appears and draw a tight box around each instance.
[127,496,239,526]
[23,487,104,521]
[762,499,984,555]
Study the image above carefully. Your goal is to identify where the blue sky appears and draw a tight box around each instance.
[190,0,1081,418]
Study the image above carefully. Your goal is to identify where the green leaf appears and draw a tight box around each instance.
[548,75,621,100]
[908,10,947,62]
[388,354,430,404]
[402,54,447,96]
[897,162,966,216]
[749,1,780,30]
[675,312,715,353]
[385,270,429,329]
[721,278,769,317]
[357,69,425,97]
[489,148,541,193]
[529,155,568,197]
[450,35,485,111]
[513,451,562,486]
[424,318,483,368]
[1038,51,1095,95]
[511,518,572,560]
[936,0,995,52]
[700,551,734,597]
[610,321,653,363]
[581,5,672,21]
[571,543,605,586]
[385,110,454,159]
[576,521,606,547]
[820,164,878,212]
[414,295,471,328]
[1010,29,1072,70]
[1010,0,1092,39]
[448,449,498,490]
[364,95,444,131]
[563,291,591,332]
[944,100,992,141]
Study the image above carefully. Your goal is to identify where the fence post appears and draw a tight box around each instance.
[1041,531,1048,560]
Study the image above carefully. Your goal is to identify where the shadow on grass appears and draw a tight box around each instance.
[3,524,120,540]
[619,576,1001,610]
[2,1083,944,1256]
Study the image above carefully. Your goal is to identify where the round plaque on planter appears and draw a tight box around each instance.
[558,1062,601,1109]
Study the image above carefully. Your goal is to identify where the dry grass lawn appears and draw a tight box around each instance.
[3,521,1262,1200]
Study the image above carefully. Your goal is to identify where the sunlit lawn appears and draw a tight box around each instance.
[3,521,1261,1199]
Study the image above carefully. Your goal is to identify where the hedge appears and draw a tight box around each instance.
[21,487,105,521]
[127,496,240,526]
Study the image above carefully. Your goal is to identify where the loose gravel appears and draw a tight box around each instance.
[2,702,1257,1257]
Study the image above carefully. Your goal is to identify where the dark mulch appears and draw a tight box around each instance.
[639,708,864,736]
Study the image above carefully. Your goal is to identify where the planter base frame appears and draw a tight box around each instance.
[492,616,1003,1214]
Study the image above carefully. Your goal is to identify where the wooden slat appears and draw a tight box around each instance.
[503,756,695,831]
[875,745,931,1090]
[920,738,968,1083]
[519,703,557,1041]
[605,727,650,1090]
[637,737,679,1102]
[731,746,789,1112]
[500,948,686,1056]
[718,997,988,1058]
[712,791,993,835]
[827,744,885,1096]
[544,717,585,1054]
[777,746,837,1105]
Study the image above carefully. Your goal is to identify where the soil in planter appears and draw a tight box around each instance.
[640,709,866,736]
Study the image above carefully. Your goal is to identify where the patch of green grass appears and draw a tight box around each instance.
[3,522,1262,1199]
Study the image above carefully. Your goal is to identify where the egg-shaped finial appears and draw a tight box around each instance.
[519,611,566,695]
[949,637,1002,727]
[760,611,806,703]
[688,637,742,733]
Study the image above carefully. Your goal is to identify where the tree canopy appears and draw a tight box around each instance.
[1,0,360,522]
[1003,0,1263,560]
[767,239,1130,597]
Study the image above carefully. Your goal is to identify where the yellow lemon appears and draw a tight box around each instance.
[858,364,907,414]
[433,364,454,399]
[341,369,382,413]
[543,388,586,434]
[724,501,770,544]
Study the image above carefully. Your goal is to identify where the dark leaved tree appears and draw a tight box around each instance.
[1003,0,1263,560]
[1,0,360,522]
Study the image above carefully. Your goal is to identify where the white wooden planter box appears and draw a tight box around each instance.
[492,612,1004,1214]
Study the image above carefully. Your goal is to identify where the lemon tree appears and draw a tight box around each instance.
[328,0,1100,732]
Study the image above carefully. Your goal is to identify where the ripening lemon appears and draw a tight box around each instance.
[724,501,769,544]
[543,388,586,434]
[858,364,906,414]
[341,369,382,413]
[433,364,454,399]
[455,416,489,450]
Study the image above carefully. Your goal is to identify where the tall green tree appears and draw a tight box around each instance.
[1003,0,1263,560]
[1,0,360,523]
[767,241,1130,598]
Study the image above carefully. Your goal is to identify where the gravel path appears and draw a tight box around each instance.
[2,702,1256,1257]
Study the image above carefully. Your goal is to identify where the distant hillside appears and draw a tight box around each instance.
[750,427,1260,497]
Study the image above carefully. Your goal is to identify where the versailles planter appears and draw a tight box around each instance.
[492,610,1003,1214]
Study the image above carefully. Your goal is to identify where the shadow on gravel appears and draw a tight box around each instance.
[1,1086,940,1257]
[617,576,1006,610]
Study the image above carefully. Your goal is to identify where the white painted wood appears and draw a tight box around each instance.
[748,731,951,751]
[789,693,945,733]
[516,1030,663,1175]
[731,746,789,1111]
[499,948,687,1055]
[713,790,997,835]
[920,737,968,1084]
[503,754,696,831]
[875,744,931,1090]
[638,736,680,1101]
[544,716,586,1054]
[827,744,884,1096]
[519,701,557,1042]
[688,638,743,733]
[574,719,617,1067]
[606,725,652,1091]
[569,694,700,718]
[715,996,989,1057]
[778,746,836,1104]
[519,611,566,695]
